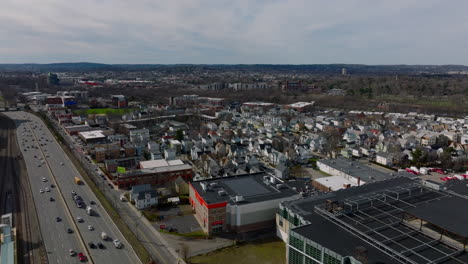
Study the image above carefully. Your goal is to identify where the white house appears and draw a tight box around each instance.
[130,184,159,210]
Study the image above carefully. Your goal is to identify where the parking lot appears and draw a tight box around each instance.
[152,206,202,234]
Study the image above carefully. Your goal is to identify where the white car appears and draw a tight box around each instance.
[69,249,76,256]
[39,189,44,193]
[42,177,47,182]
[88,225,94,231]
[113,239,122,249]
[45,187,50,192]
[77,217,83,223]
[60,162,64,165]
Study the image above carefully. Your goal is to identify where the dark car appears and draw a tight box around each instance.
[90,201,95,205]
[97,242,105,249]
[56,217,61,222]
[67,228,73,233]
[49,197,55,202]
[88,242,96,249]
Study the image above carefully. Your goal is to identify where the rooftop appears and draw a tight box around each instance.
[291,215,395,263]
[318,158,416,184]
[190,172,299,205]
[314,175,358,191]
[287,101,315,108]
[139,159,184,169]
[79,130,106,140]
[284,177,468,264]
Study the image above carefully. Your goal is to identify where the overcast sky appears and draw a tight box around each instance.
[2,0,467,64]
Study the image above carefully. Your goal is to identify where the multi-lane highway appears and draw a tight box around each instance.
[44,108,183,264]
[6,111,140,264]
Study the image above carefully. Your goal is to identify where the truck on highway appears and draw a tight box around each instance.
[101,232,108,240]
[86,206,93,216]
[75,177,82,185]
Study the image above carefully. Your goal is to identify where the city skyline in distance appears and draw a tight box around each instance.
[2,0,468,65]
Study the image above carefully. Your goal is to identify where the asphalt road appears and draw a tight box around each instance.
[43,109,184,264]
[6,111,140,264]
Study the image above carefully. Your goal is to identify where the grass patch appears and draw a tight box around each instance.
[73,108,135,116]
[159,230,207,238]
[190,239,286,264]
[34,112,153,264]
[142,210,159,222]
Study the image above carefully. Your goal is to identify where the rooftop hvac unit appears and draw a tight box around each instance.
[235,195,244,202]
[218,190,227,196]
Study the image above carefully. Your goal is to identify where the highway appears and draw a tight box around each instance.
[6,111,141,264]
[44,109,184,264]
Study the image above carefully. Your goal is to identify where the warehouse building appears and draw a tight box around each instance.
[190,173,300,235]
[113,159,193,189]
[277,177,468,264]
[78,130,106,144]
[316,158,416,187]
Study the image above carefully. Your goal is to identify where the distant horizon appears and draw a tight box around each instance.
[1,62,468,67]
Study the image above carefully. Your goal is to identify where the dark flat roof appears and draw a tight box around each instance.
[284,177,414,221]
[405,196,468,238]
[191,172,298,205]
[291,215,395,264]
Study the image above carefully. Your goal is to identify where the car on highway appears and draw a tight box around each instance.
[37,164,41,167]
[45,187,50,192]
[39,189,44,193]
[77,217,83,223]
[78,253,87,262]
[71,190,76,195]
[113,239,122,249]
[97,242,105,249]
[42,177,47,182]
[88,225,94,231]
[49,197,54,202]
[69,249,76,256]
[90,201,95,205]
[56,217,61,222]
[60,162,64,165]
[88,242,96,249]
[66,228,73,233]
[50,184,55,188]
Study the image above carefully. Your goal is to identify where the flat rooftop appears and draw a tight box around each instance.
[314,175,358,191]
[318,158,417,184]
[288,101,315,108]
[191,173,298,205]
[79,130,105,140]
[291,214,395,263]
[139,159,184,169]
[406,196,468,238]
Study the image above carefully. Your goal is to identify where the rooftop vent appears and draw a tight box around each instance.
[235,195,244,202]
[218,190,227,196]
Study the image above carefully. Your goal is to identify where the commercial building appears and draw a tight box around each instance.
[316,158,416,187]
[0,214,15,264]
[277,177,468,264]
[114,159,193,189]
[78,130,106,144]
[189,173,300,235]
[111,95,128,108]
[285,102,315,112]
[129,128,150,145]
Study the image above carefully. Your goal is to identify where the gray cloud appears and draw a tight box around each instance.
[1,0,468,64]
